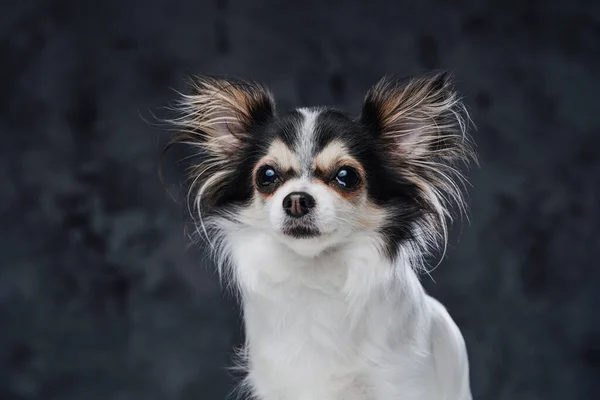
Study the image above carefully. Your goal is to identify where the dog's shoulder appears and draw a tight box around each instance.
[427,297,473,400]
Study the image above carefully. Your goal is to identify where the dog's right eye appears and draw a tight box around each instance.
[257,166,279,186]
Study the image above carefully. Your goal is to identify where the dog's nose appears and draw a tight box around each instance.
[282,192,315,218]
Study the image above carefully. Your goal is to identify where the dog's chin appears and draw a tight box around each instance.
[276,224,338,258]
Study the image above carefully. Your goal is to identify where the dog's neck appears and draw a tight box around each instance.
[222,226,423,304]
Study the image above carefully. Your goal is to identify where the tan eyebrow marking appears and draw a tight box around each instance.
[261,139,300,171]
[313,140,349,171]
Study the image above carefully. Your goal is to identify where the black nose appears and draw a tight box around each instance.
[282,192,315,218]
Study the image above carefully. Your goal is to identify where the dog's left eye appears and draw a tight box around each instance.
[335,167,360,189]
[257,166,279,186]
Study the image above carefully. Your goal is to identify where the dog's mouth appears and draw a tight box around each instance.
[281,225,321,239]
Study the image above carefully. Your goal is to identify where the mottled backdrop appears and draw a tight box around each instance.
[1,0,599,399]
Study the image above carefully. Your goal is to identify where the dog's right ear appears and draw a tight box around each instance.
[169,76,275,159]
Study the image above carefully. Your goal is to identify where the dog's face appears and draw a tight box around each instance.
[170,74,474,261]
[242,109,390,256]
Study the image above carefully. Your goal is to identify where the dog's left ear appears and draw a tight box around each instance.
[360,72,474,166]
[360,72,476,234]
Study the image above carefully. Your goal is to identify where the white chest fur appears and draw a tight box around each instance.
[224,230,471,400]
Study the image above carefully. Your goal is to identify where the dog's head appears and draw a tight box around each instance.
[168,73,474,263]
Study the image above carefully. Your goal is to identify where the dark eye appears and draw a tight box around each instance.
[335,167,360,189]
[257,166,279,186]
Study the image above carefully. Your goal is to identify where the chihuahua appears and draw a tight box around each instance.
[167,72,475,400]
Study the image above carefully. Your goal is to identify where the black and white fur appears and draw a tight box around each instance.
[166,72,476,400]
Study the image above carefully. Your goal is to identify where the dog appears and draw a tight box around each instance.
[166,72,476,400]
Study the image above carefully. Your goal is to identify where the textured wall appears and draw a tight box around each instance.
[1,0,599,399]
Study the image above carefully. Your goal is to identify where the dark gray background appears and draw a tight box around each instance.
[1,0,599,399]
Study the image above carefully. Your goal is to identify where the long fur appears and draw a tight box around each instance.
[362,73,477,271]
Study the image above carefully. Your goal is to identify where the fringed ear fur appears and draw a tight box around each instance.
[168,76,275,160]
[362,72,474,165]
[361,72,477,250]
[165,76,275,215]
